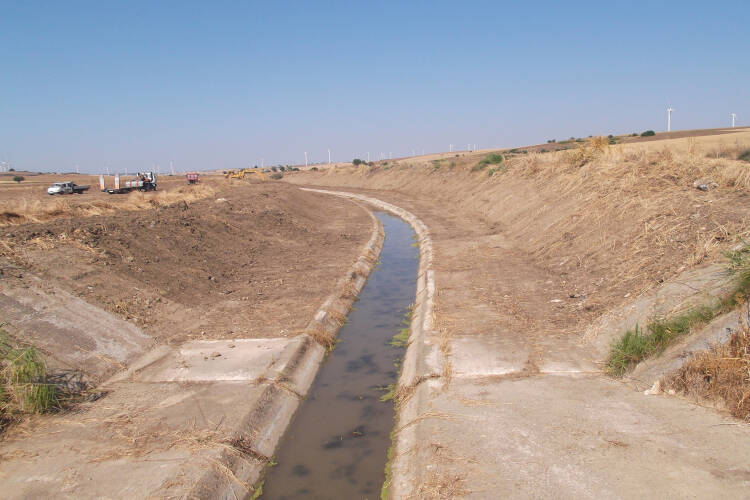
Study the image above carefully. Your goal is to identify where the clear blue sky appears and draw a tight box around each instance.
[1,1,748,173]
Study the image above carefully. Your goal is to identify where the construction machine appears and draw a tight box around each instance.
[224,169,265,181]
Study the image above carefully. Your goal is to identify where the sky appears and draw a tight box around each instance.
[1,0,748,173]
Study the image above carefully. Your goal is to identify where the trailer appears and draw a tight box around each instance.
[101,172,157,194]
[47,182,90,195]
[186,172,199,184]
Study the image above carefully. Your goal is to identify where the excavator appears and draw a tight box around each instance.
[224,168,265,181]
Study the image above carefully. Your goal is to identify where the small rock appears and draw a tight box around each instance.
[210,351,221,359]
[228,344,236,349]
[644,380,661,395]
[550,299,563,303]
[216,198,228,203]
[668,389,676,395]
[201,330,207,336]
[693,179,717,191]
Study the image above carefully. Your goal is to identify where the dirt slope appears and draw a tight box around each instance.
[286,128,750,339]
[0,182,371,348]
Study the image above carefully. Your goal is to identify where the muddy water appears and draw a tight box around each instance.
[260,212,418,499]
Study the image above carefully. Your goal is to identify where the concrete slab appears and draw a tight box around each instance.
[0,273,153,381]
[134,338,294,382]
[392,375,750,499]
[450,335,529,377]
[0,380,276,499]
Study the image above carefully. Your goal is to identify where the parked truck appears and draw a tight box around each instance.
[100,172,157,194]
[47,181,90,195]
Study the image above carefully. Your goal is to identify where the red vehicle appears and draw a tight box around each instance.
[186,172,199,184]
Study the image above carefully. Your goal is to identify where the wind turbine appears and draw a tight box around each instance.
[731,113,737,128]
[304,152,308,166]
[328,149,331,164]
[667,106,674,132]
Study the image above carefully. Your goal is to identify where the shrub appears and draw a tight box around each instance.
[12,176,24,183]
[738,149,750,162]
[488,166,506,176]
[278,166,286,171]
[270,173,283,180]
[8,168,14,172]
[632,133,638,136]
[547,139,556,143]
[352,158,364,166]
[1,332,60,429]
[472,153,504,171]
[311,167,318,171]
[641,130,656,137]
[607,135,614,139]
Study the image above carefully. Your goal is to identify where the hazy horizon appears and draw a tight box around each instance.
[2,1,748,174]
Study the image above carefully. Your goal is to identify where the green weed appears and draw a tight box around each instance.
[0,331,60,424]
[472,153,504,172]
[488,166,507,177]
[607,243,750,376]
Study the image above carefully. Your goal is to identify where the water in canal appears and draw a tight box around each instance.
[260,212,419,499]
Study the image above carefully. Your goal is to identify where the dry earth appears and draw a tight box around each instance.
[1,182,370,348]
[0,179,376,497]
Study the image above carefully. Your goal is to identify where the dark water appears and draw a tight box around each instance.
[260,212,418,500]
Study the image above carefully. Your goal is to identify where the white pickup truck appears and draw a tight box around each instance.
[47,182,90,195]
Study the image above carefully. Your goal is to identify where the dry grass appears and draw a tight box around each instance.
[292,134,750,332]
[0,184,216,226]
[666,305,750,420]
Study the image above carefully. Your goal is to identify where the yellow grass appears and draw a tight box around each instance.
[0,184,216,226]
[287,129,750,313]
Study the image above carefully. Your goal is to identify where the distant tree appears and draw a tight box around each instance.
[270,173,283,180]
[607,135,614,139]
[279,166,286,171]
[547,139,556,143]
[271,166,277,172]
[311,167,318,171]
[12,175,24,183]
[641,130,656,137]
[352,158,364,165]
[8,168,15,172]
